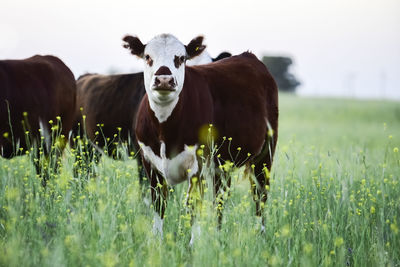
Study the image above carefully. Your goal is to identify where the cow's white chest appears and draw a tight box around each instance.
[139,141,198,185]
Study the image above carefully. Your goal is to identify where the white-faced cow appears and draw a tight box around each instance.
[123,34,278,236]
[73,50,231,161]
[0,55,76,181]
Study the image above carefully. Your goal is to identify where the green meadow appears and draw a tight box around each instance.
[1,94,399,266]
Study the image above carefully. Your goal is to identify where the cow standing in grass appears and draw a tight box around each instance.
[0,55,76,181]
[123,34,278,237]
[73,51,231,160]
[72,50,230,177]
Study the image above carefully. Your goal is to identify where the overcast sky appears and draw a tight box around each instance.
[1,0,399,99]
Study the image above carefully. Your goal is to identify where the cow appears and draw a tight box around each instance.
[122,33,278,239]
[74,72,145,161]
[73,51,231,160]
[0,55,76,181]
[72,50,231,177]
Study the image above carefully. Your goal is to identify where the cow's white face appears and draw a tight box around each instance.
[123,33,206,122]
[143,34,186,104]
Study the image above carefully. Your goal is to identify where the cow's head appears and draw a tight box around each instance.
[123,34,205,104]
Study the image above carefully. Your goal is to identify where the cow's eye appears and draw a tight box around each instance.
[145,55,153,66]
[174,55,185,68]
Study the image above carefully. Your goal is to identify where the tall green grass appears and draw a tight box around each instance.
[1,94,399,266]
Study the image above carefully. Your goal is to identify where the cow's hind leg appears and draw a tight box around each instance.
[214,171,232,227]
[72,136,101,179]
[249,136,274,231]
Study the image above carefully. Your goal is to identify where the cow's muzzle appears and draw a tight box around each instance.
[153,75,176,92]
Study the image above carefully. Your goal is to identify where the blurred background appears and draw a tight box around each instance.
[1,0,399,99]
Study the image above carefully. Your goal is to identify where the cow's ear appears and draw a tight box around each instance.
[212,52,232,62]
[185,36,206,60]
[123,35,145,57]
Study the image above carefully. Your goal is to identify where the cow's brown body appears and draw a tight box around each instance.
[0,55,76,160]
[136,52,278,219]
[74,72,145,157]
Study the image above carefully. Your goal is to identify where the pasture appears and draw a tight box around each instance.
[1,93,399,266]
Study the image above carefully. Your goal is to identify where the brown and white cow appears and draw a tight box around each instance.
[73,50,231,161]
[0,55,76,178]
[72,49,230,179]
[123,34,278,237]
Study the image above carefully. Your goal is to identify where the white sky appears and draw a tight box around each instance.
[1,0,399,99]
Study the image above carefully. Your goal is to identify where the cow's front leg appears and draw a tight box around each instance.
[186,175,205,246]
[151,173,168,237]
[214,171,232,227]
[143,159,168,237]
[185,176,203,207]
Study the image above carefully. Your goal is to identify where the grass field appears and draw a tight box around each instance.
[1,93,399,266]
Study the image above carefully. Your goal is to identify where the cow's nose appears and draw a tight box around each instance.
[155,66,172,76]
[154,76,175,88]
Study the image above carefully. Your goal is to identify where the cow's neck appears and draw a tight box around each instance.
[146,94,188,157]
[148,97,180,123]
[147,92,185,138]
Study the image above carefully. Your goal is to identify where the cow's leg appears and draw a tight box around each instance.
[249,138,274,232]
[251,162,270,217]
[143,159,168,237]
[33,133,68,186]
[72,135,101,178]
[185,176,204,210]
[32,148,47,186]
[214,171,232,227]
[151,175,168,237]
[186,175,205,246]
[52,134,67,171]
[128,142,150,197]
[137,157,150,200]
[0,141,14,159]
[29,138,51,186]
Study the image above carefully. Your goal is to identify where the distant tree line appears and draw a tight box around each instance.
[261,56,300,93]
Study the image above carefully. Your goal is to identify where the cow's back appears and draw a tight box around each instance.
[0,55,76,158]
[188,52,278,162]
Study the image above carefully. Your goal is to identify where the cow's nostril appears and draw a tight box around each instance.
[154,76,175,88]
[154,77,160,86]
